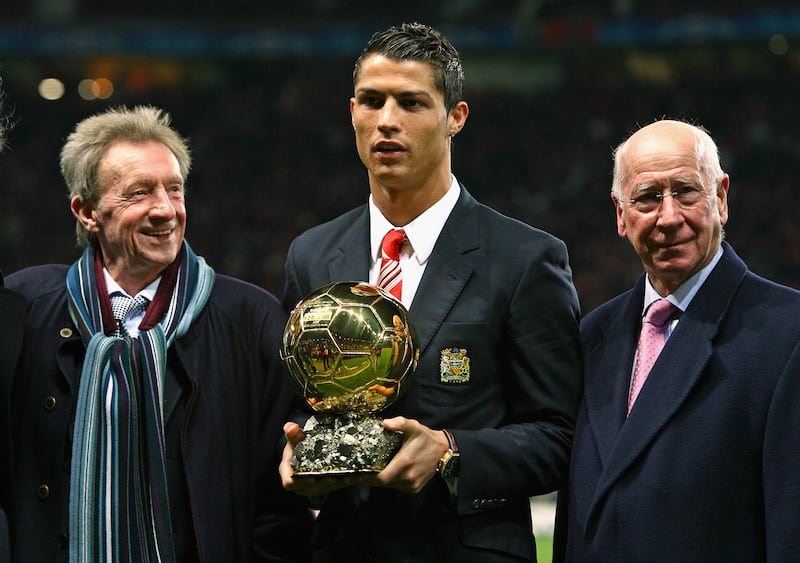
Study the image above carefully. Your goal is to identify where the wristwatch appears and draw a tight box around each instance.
[436,428,460,480]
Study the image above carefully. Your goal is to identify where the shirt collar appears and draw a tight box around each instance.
[643,245,724,314]
[103,268,161,302]
[369,175,460,265]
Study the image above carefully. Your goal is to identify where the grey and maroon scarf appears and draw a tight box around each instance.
[66,241,214,562]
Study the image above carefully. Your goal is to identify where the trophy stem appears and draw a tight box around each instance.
[293,412,404,477]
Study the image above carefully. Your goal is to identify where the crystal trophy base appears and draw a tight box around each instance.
[292,412,403,477]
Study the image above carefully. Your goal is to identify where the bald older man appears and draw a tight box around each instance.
[555,119,800,562]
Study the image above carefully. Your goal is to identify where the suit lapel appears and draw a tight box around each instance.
[56,307,83,392]
[324,189,479,354]
[328,207,372,283]
[582,283,643,464]
[409,187,479,354]
[162,364,185,424]
[587,243,748,515]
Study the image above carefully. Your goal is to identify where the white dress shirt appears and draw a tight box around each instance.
[368,175,460,309]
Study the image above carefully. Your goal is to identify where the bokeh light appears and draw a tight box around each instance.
[38,78,65,100]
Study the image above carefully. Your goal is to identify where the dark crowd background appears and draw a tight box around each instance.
[1,1,798,314]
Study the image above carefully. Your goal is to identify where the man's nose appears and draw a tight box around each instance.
[149,187,177,218]
[377,100,401,131]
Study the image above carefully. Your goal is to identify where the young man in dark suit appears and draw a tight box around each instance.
[280,22,583,562]
[555,119,800,561]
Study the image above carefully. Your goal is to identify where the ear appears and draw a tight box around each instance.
[447,101,469,136]
[716,173,730,226]
[70,195,100,234]
[349,97,356,127]
[613,193,627,238]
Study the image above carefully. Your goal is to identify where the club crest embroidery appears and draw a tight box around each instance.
[440,347,470,384]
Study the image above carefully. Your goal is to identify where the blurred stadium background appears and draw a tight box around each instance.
[1,1,798,312]
[2,2,798,560]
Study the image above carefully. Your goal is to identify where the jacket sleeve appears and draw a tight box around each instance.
[763,337,800,560]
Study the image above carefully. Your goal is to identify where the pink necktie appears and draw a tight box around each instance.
[628,299,677,414]
[378,229,405,301]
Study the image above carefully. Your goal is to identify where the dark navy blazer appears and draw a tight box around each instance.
[284,185,583,562]
[556,242,800,562]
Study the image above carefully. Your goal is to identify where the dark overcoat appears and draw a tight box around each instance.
[5,266,312,562]
[556,243,800,562]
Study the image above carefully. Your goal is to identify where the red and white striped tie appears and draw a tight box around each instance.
[378,229,405,301]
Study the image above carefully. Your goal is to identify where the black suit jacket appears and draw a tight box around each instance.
[0,275,26,563]
[284,185,583,562]
[555,243,800,562]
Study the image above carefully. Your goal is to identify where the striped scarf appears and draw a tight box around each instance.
[66,241,214,562]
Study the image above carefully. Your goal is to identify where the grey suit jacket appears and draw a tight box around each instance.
[556,242,800,562]
[284,185,582,562]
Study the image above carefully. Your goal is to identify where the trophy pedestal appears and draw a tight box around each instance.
[292,412,403,477]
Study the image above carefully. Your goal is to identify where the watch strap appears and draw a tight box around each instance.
[436,429,460,479]
[442,428,458,454]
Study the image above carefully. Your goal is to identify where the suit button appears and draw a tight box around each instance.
[37,484,50,500]
[44,396,57,411]
[59,327,73,338]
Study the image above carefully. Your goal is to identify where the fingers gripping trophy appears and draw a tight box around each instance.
[281,281,419,476]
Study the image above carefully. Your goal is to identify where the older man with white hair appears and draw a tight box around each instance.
[556,119,800,562]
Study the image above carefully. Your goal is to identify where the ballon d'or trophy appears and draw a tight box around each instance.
[281,281,419,477]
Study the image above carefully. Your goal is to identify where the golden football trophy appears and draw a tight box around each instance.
[281,281,418,476]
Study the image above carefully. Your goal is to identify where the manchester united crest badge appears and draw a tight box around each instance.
[440,347,470,384]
